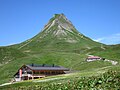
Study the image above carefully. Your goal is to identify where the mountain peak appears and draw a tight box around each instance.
[53,13,65,17]
[53,13,73,25]
[42,13,79,37]
[53,13,66,18]
[16,13,101,50]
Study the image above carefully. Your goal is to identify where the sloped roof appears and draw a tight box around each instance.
[87,56,101,59]
[26,64,69,71]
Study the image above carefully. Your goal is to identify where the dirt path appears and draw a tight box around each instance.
[0,83,12,87]
[104,59,118,65]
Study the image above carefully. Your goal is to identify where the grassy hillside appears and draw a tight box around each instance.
[0,45,119,85]
[84,45,120,62]
[0,46,26,64]
[0,14,120,89]
[0,50,114,84]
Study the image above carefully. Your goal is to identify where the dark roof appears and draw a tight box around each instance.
[26,64,69,71]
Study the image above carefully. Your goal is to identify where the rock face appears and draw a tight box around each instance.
[17,13,101,51]
[41,14,82,40]
[43,14,77,35]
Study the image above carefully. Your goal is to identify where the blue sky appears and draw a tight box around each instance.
[0,0,120,46]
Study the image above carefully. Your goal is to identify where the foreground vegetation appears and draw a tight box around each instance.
[1,69,120,90]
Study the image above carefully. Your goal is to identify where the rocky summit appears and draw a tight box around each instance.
[42,14,79,37]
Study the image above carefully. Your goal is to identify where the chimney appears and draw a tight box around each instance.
[53,64,54,67]
[42,64,45,67]
[32,63,34,67]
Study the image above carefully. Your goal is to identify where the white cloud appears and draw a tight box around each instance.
[94,33,120,45]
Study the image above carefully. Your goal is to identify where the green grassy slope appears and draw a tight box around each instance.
[0,51,113,84]
[0,14,119,86]
[84,44,120,62]
[0,44,119,85]
[0,46,26,64]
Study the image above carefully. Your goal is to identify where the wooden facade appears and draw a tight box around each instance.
[14,64,69,81]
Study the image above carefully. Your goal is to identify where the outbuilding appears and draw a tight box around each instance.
[86,56,102,62]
